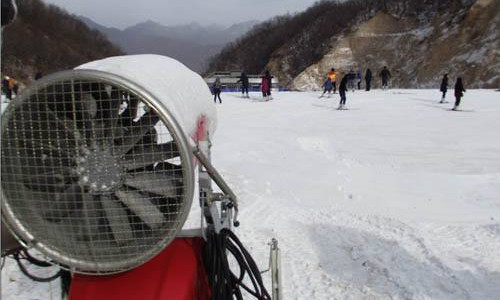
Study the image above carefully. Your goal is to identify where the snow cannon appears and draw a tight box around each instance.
[1,54,279,300]
[1,55,217,274]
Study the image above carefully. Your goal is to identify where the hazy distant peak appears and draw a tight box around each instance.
[125,19,168,33]
[76,15,261,72]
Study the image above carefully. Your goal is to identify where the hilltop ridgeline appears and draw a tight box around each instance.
[206,0,499,89]
[1,0,123,85]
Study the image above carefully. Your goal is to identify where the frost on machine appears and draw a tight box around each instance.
[1,55,281,300]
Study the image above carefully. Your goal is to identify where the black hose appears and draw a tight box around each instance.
[22,249,53,267]
[12,250,63,283]
[204,228,271,300]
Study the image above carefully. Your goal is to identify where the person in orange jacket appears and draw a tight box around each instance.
[327,68,337,93]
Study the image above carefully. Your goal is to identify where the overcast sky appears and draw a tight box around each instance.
[42,0,320,29]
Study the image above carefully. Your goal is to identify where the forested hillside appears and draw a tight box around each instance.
[1,0,122,85]
[207,0,499,89]
[206,0,371,76]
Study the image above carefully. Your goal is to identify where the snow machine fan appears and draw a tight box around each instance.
[1,62,202,274]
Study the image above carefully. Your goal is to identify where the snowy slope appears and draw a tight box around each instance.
[210,90,500,299]
[2,90,500,299]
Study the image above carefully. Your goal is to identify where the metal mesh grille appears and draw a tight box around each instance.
[1,74,192,274]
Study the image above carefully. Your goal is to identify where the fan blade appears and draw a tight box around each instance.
[115,190,164,229]
[94,86,122,140]
[21,90,77,138]
[24,99,83,142]
[25,138,73,156]
[100,195,133,243]
[9,107,77,156]
[115,112,160,155]
[16,145,74,171]
[23,173,69,193]
[81,194,101,240]
[155,162,183,175]
[124,142,179,171]
[97,87,121,119]
[40,81,94,144]
[80,93,98,119]
[43,108,83,142]
[123,171,181,198]
[42,183,83,222]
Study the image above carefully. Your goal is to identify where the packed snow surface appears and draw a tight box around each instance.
[2,89,500,299]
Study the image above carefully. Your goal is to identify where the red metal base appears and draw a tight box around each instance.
[69,238,210,300]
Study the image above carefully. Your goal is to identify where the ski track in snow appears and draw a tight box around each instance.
[211,90,500,300]
[2,90,500,299]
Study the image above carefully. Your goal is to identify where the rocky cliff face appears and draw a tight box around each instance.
[290,0,499,90]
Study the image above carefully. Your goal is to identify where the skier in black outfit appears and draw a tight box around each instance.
[453,77,466,110]
[439,74,449,103]
[12,81,18,96]
[237,72,250,98]
[212,76,222,103]
[379,66,392,90]
[1,76,9,99]
[365,68,372,91]
[338,75,348,109]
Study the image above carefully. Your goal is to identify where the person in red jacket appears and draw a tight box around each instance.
[261,70,273,101]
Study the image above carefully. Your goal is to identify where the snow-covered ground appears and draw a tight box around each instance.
[2,89,500,299]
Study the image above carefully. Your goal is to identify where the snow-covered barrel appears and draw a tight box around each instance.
[77,54,217,142]
[1,54,214,274]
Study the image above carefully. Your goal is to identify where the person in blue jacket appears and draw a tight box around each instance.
[356,70,362,90]
[320,77,334,98]
[347,69,356,92]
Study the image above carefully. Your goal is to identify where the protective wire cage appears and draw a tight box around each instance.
[1,70,195,274]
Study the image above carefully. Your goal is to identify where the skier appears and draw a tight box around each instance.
[2,76,12,100]
[237,72,249,98]
[379,66,392,90]
[2,76,10,100]
[439,74,449,103]
[347,69,356,92]
[34,71,43,80]
[212,76,222,104]
[327,68,337,93]
[338,75,348,109]
[12,79,18,97]
[261,70,273,100]
[320,77,333,98]
[365,68,372,91]
[452,77,466,111]
[356,70,362,90]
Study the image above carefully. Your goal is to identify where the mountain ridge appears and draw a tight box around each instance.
[79,17,259,72]
[207,0,499,89]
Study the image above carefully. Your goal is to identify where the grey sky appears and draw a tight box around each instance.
[42,0,320,29]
